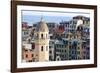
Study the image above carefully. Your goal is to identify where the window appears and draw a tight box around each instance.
[83,20,84,24]
[61,45,63,48]
[26,54,28,58]
[49,56,52,60]
[36,54,38,57]
[86,56,90,59]
[28,39,31,43]
[69,46,71,49]
[37,34,39,38]
[83,51,86,54]
[41,34,43,39]
[49,46,51,48]
[28,60,32,62]
[46,46,48,51]
[66,34,68,38]
[41,46,43,51]
[57,58,60,61]
[49,50,52,53]
[46,34,48,38]
[78,56,80,59]
[72,51,74,54]
[32,54,34,57]
[25,49,28,52]
[83,56,85,59]
[66,24,67,27]
[62,55,64,58]
[30,49,33,51]
[70,34,72,38]
[78,47,80,50]
[32,58,35,62]
[24,31,28,35]
[77,51,80,54]
[74,36,76,38]
[32,43,35,49]
[56,54,59,56]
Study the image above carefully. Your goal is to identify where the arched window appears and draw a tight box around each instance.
[37,34,39,38]
[28,39,31,43]
[41,34,43,39]
[46,46,48,51]
[32,43,35,49]
[46,34,48,38]
[41,46,43,51]
[26,54,28,58]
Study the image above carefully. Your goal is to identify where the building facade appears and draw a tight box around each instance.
[22,16,90,62]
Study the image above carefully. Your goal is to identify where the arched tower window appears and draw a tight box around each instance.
[46,46,48,51]
[41,34,43,39]
[37,34,39,38]
[46,34,48,38]
[41,46,43,51]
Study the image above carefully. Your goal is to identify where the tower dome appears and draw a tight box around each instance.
[36,18,49,32]
[76,19,83,30]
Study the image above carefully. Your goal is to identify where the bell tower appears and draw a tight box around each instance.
[34,18,49,62]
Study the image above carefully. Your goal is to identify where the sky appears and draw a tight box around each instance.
[22,10,90,26]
